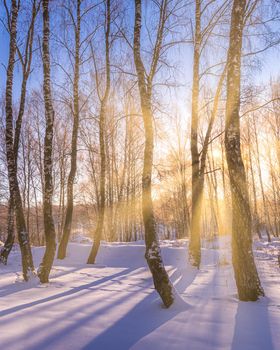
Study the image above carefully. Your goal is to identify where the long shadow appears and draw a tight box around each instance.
[174,266,198,294]
[231,297,274,350]
[81,292,182,350]
[1,244,197,350]
[1,271,144,349]
[0,267,134,318]
[161,245,199,294]
[0,266,87,299]
[78,266,193,350]
[0,243,182,300]
[24,276,152,350]
[7,269,188,350]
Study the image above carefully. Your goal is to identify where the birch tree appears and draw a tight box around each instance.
[224,0,264,301]
[4,0,35,280]
[133,0,174,307]
[189,0,228,267]
[0,0,39,264]
[57,0,81,260]
[87,0,111,264]
[38,0,56,283]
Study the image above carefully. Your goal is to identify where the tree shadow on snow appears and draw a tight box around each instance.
[231,297,274,350]
[0,266,86,299]
[81,292,183,350]
[1,245,197,350]
[24,267,190,350]
[79,266,193,350]
[172,266,198,294]
[0,267,135,318]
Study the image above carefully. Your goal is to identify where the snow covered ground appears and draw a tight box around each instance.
[0,237,279,350]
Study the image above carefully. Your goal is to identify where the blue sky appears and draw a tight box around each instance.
[0,1,279,106]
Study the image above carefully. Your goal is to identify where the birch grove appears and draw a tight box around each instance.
[0,0,279,304]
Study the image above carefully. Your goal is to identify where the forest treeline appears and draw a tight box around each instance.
[0,0,279,305]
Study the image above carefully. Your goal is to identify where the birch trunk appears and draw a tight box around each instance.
[87,0,110,264]
[133,0,173,307]
[87,104,106,263]
[189,0,202,267]
[57,0,81,259]
[189,0,226,267]
[4,0,35,280]
[224,0,264,301]
[1,0,37,264]
[38,0,56,283]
